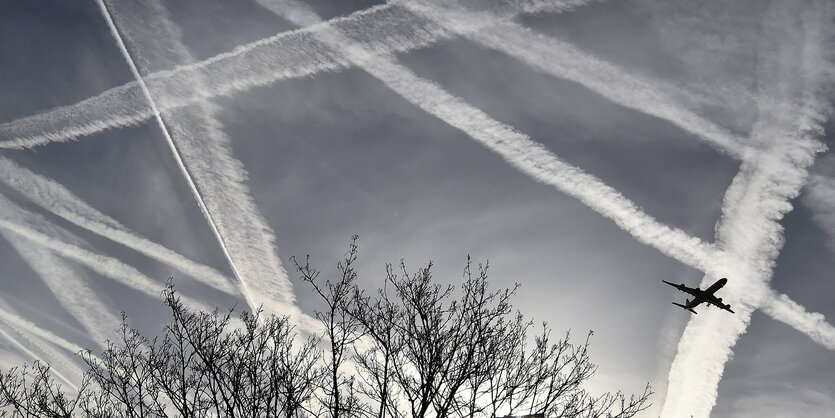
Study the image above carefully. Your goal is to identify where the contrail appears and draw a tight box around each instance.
[254,0,719,278]
[763,291,835,351]
[0,325,79,390]
[662,1,834,414]
[0,0,680,152]
[0,304,87,355]
[0,156,238,295]
[0,196,214,314]
[402,0,753,159]
[93,0,267,315]
[2,231,120,348]
[101,0,312,326]
[803,171,835,252]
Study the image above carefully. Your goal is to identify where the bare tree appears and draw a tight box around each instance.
[0,240,650,418]
[292,236,365,418]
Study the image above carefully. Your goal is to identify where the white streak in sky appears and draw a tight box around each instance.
[94,0,268,319]
[2,232,119,348]
[0,326,79,390]
[0,305,87,355]
[0,0,671,152]
[662,1,834,415]
[763,291,835,351]
[102,0,312,327]
[0,195,214,314]
[256,0,719,278]
[0,156,238,295]
[403,0,751,159]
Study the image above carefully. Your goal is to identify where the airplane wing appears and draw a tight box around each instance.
[661,280,703,298]
[705,297,735,313]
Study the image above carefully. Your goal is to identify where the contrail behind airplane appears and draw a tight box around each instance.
[662,1,834,414]
[94,0,271,317]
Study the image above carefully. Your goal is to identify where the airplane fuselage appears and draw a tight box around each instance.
[662,277,734,314]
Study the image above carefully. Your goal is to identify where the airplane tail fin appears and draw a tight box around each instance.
[672,302,698,314]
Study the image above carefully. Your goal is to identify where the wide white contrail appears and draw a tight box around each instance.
[253,0,718,278]
[403,0,752,159]
[100,0,315,327]
[0,156,237,295]
[663,1,834,414]
[2,231,120,348]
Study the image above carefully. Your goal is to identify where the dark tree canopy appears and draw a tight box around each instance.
[0,238,650,417]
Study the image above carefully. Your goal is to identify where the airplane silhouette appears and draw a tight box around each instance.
[662,278,734,314]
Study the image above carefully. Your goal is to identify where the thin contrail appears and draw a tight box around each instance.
[0,325,79,390]
[662,2,834,414]
[0,156,238,295]
[102,0,311,326]
[255,0,719,278]
[94,0,263,315]
[2,231,119,348]
[402,0,752,159]
[0,196,214,314]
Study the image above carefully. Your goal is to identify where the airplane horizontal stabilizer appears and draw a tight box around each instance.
[672,302,697,314]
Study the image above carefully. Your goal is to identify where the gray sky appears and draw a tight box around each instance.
[0,0,833,416]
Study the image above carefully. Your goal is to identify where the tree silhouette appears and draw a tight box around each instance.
[0,238,650,417]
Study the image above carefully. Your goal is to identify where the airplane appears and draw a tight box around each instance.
[662,278,735,314]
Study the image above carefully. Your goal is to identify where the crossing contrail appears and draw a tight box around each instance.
[0,196,215,314]
[402,0,752,159]
[2,231,119,348]
[93,0,270,318]
[0,156,238,295]
[0,0,714,156]
[101,0,313,326]
[662,1,834,414]
[254,0,719,279]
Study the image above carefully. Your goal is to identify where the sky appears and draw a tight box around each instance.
[0,0,833,416]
